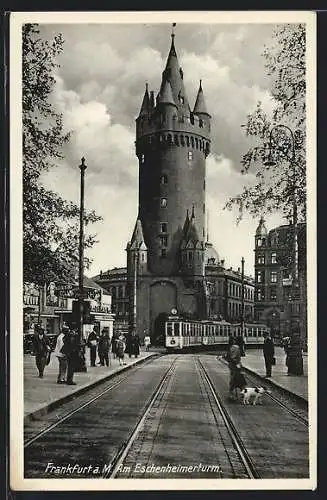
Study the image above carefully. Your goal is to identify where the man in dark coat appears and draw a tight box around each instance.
[236,335,246,357]
[131,334,140,358]
[62,328,79,385]
[98,329,110,366]
[263,332,275,378]
[87,328,98,367]
[32,326,50,378]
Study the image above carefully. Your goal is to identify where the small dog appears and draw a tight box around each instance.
[240,386,271,405]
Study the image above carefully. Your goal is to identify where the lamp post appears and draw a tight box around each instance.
[75,157,87,372]
[265,125,303,375]
[241,257,245,340]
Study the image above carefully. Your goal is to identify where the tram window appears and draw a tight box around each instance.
[167,323,172,336]
[174,323,180,336]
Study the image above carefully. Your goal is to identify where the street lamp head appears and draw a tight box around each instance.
[79,157,87,171]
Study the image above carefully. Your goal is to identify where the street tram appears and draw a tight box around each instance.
[164,317,269,351]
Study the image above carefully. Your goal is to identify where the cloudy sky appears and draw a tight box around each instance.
[37,19,287,277]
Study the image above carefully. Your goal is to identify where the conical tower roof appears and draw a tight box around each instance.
[159,79,177,107]
[129,218,147,250]
[138,83,150,117]
[256,216,268,237]
[193,80,211,117]
[159,34,190,114]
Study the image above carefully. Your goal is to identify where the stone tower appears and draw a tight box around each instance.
[126,31,211,341]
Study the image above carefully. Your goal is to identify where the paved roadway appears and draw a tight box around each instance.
[24,353,309,479]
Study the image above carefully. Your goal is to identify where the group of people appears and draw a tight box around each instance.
[32,324,80,384]
[32,324,144,383]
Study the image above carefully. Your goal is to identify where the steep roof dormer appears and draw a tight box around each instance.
[129,218,147,250]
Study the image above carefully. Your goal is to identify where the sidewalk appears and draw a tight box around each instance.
[241,347,308,401]
[24,349,156,420]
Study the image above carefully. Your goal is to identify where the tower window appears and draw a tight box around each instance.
[188,251,193,261]
[203,180,206,189]
[188,151,193,161]
[159,235,168,246]
[195,138,198,149]
[203,203,205,213]
[271,252,277,264]
[141,154,145,163]
[174,134,179,145]
[270,287,277,301]
[199,119,203,128]
[160,198,167,208]
[256,238,262,247]
[186,136,190,147]
[160,174,168,185]
[160,222,167,233]
[160,249,167,258]
[191,137,194,148]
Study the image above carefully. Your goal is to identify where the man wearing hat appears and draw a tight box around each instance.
[32,325,50,378]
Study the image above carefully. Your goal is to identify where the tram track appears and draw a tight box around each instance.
[104,355,260,479]
[24,354,163,447]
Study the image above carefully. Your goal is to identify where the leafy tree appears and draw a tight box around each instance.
[23,24,102,285]
[225,24,306,223]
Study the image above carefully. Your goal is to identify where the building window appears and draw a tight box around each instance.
[270,287,277,301]
[160,198,167,208]
[160,249,167,258]
[271,271,277,283]
[188,151,193,161]
[271,252,277,264]
[160,174,168,185]
[141,253,145,262]
[257,255,265,264]
[112,287,116,299]
[257,271,263,283]
[257,238,262,247]
[159,235,168,246]
[141,154,145,163]
[203,203,205,213]
[257,288,265,301]
[160,222,167,233]
[188,251,193,261]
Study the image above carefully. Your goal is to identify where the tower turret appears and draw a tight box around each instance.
[255,216,268,248]
[193,80,211,130]
[180,208,205,279]
[126,218,148,274]
[135,30,210,277]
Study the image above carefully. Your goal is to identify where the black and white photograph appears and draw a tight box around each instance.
[10,11,316,490]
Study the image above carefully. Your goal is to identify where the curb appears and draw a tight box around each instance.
[24,353,157,425]
[241,365,308,405]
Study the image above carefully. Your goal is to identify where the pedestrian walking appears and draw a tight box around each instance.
[98,329,110,367]
[116,334,127,366]
[54,326,68,384]
[87,328,98,367]
[32,326,51,378]
[111,333,118,359]
[263,332,275,378]
[227,337,242,399]
[62,328,79,385]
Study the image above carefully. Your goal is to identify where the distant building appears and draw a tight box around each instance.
[23,276,115,339]
[254,217,307,344]
[92,268,129,335]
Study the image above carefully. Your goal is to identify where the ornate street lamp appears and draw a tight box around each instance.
[75,157,87,372]
[265,125,303,375]
[241,257,245,339]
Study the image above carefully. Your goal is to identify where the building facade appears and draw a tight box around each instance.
[254,217,307,345]
[23,276,115,341]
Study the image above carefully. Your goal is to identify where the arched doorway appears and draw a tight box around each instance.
[150,281,177,344]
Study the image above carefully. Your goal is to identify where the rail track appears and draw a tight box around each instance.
[24,354,162,448]
[104,356,260,479]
